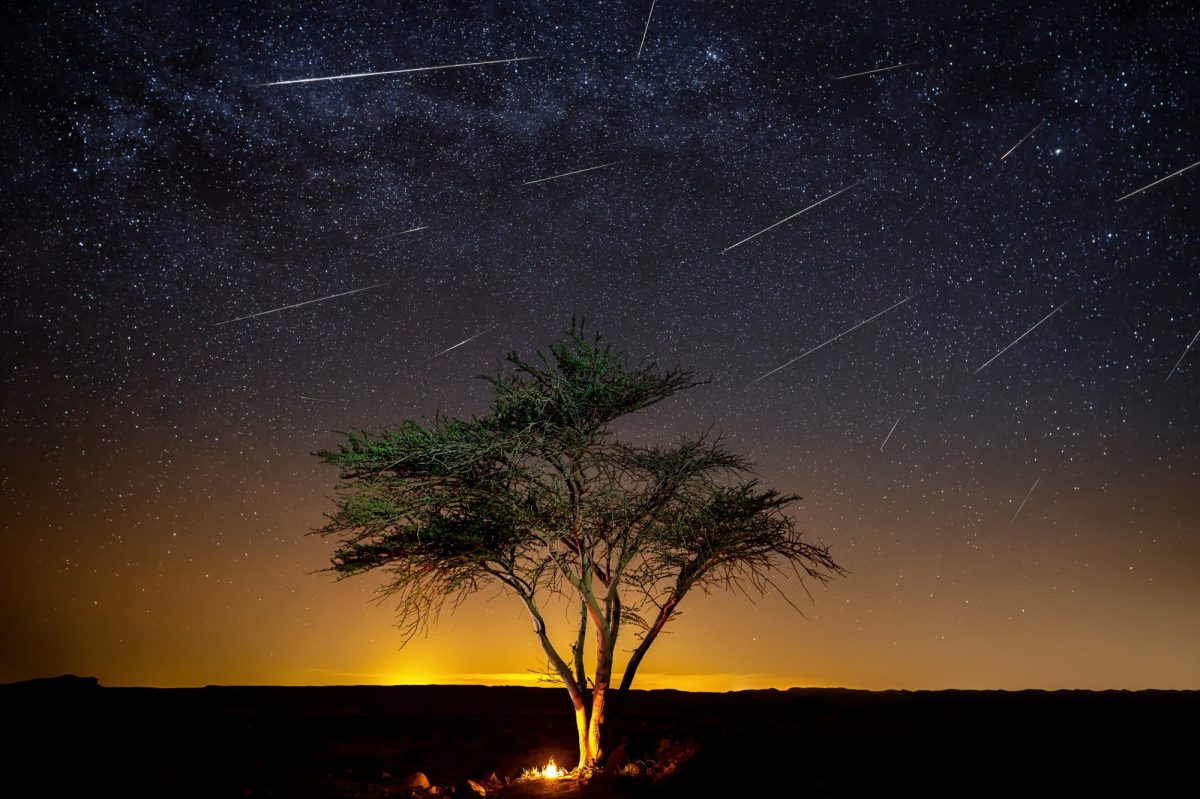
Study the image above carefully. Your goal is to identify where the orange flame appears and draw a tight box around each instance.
[542,757,564,779]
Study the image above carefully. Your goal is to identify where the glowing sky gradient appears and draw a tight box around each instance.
[2,1,1197,690]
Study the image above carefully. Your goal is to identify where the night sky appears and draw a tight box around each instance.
[2,1,1197,691]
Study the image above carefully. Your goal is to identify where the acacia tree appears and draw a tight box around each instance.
[314,324,844,769]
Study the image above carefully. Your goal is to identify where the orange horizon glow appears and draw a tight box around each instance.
[5,438,1198,693]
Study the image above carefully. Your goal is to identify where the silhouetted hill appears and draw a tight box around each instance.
[0,673,101,689]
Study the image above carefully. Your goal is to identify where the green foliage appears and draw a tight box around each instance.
[486,321,699,442]
[313,322,843,659]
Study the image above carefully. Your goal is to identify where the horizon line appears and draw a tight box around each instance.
[5,674,1193,693]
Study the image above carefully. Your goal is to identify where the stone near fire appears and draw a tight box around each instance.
[604,740,630,774]
[400,772,431,790]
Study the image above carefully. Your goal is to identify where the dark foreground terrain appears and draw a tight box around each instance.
[3,677,1194,798]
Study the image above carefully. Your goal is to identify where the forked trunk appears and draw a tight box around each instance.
[572,685,607,768]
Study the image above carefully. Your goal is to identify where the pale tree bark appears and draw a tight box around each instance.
[586,623,612,765]
[515,591,593,768]
[581,576,622,766]
[570,599,588,689]
[573,703,590,768]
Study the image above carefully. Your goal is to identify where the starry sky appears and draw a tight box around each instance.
[2,1,1198,691]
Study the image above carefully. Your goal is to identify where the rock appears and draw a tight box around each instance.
[460,779,487,796]
[604,740,630,774]
[400,772,431,790]
[647,737,699,781]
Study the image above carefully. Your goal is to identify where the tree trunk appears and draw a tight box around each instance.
[515,591,592,768]
[618,597,677,693]
[583,618,614,767]
[618,641,651,693]
[570,689,610,768]
[586,682,606,765]
[573,700,590,769]
[571,599,588,689]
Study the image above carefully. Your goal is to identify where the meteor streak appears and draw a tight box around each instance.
[213,282,387,326]
[417,325,498,367]
[749,295,914,385]
[722,180,861,253]
[1115,158,1200,203]
[379,226,427,240]
[521,160,621,185]
[832,61,916,80]
[974,293,1077,374]
[999,119,1046,160]
[257,56,539,87]
[880,415,902,452]
[636,1,657,59]
[1011,475,1041,523]
[1165,325,1200,382]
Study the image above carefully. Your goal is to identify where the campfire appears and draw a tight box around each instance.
[521,756,569,782]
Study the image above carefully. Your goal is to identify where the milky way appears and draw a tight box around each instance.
[1,1,1197,690]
